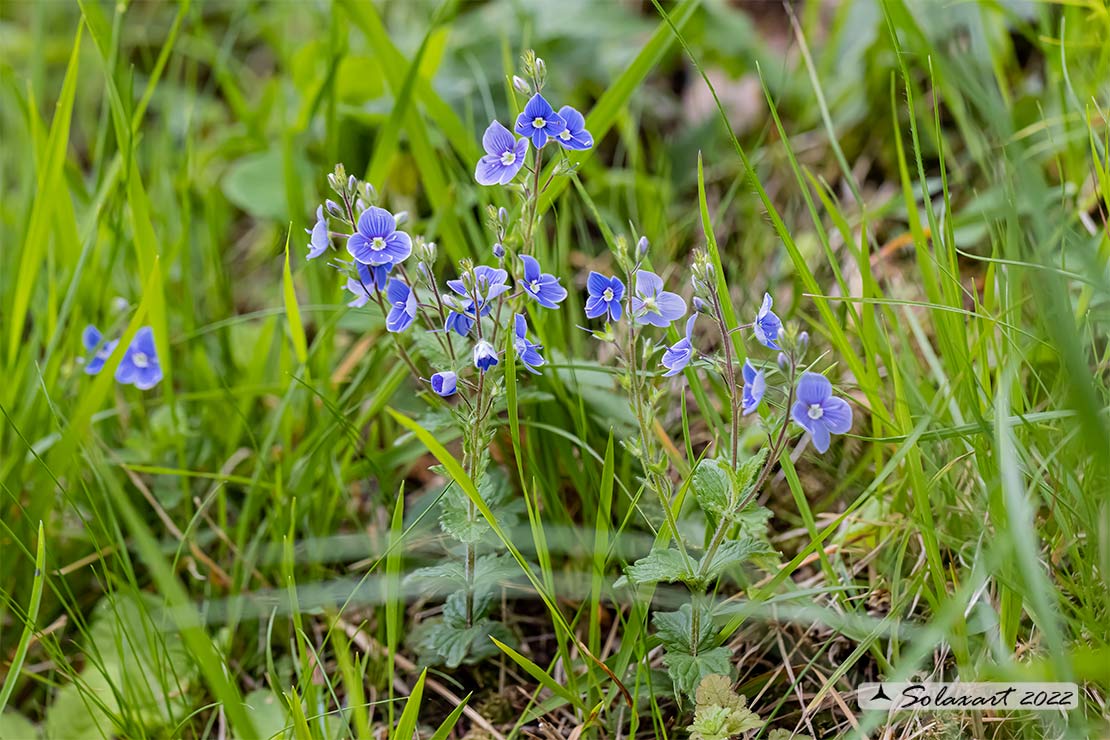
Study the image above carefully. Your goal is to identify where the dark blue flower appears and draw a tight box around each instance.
[385,279,417,333]
[475,121,529,186]
[512,314,545,374]
[430,371,457,397]
[753,292,783,350]
[519,255,567,309]
[585,272,624,322]
[115,326,163,390]
[346,261,391,308]
[473,339,498,373]
[306,205,329,260]
[741,360,766,415]
[555,106,593,150]
[347,206,412,267]
[514,94,567,149]
[631,270,686,327]
[661,315,697,377]
[445,266,510,336]
[790,372,852,453]
[82,325,118,376]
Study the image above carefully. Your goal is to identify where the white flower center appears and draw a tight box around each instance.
[642,296,658,312]
[807,403,824,420]
[602,288,614,301]
[559,130,571,140]
[371,236,387,251]
[500,151,516,165]
[132,352,149,369]
[530,280,541,293]
[531,117,546,129]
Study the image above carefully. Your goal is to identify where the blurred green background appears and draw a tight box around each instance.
[1,0,1109,738]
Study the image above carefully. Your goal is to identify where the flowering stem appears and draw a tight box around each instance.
[368,284,423,380]
[696,363,797,581]
[709,291,742,470]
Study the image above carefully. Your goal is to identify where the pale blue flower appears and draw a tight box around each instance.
[632,270,686,327]
[791,372,853,453]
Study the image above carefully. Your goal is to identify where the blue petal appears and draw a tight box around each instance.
[796,372,831,406]
[520,254,541,282]
[482,120,516,156]
[357,206,395,239]
[82,325,102,351]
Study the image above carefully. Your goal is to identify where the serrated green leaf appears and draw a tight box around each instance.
[652,604,717,654]
[663,646,734,698]
[733,448,767,499]
[625,548,693,586]
[692,458,733,519]
[688,701,762,740]
[701,537,777,582]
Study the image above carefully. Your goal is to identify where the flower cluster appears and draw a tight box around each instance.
[474,94,593,187]
[82,325,163,390]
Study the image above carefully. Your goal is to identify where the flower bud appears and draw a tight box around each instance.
[512,75,531,95]
[394,210,408,226]
[497,207,508,223]
[797,330,809,357]
[492,242,505,259]
[692,297,708,313]
[347,174,357,191]
[534,57,546,79]
[637,236,649,257]
[777,352,790,371]
[325,199,343,217]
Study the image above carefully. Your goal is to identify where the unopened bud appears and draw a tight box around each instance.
[512,75,531,95]
[492,242,505,259]
[347,174,357,191]
[497,207,508,223]
[797,331,809,356]
[693,297,708,313]
[325,199,343,217]
[637,236,649,257]
[394,210,408,226]
[777,353,790,371]
[534,57,546,81]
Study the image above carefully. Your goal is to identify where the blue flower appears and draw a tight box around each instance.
[306,206,329,260]
[584,272,624,322]
[741,360,766,415]
[115,326,163,390]
[753,292,783,350]
[82,325,118,376]
[346,261,392,308]
[512,314,545,374]
[514,94,567,149]
[519,255,567,309]
[445,266,510,336]
[430,371,457,397]
[661,315,697,377]
[385,279,417,333]
[473,339,498,373]
[475,121,529,186]
[790,372,853,453]
[631,270,686,327]
[555,106,593,150]
[347,206,412,267]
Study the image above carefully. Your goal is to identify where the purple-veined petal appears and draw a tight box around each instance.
[742,360,756,385]
[609,299,623,321]
[584,296,608,319]
[757,292,773,319]
[809,423,831,453]
[386,278,409,305]
[587,271,611,296]
[482,120,516,156]
[520,255,541,283]
[635,270,663,298]
[134,327,157,356]
[356,206,396,239]
[683,314,697,340]
[383,231,413,263]
[656,291,687,322]
[523,93,555,120]
[558,105,585,132]
[475,155,509,186]
[796,372,832,406]
[820,396,853,434]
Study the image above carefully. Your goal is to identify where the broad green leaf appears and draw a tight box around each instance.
[652,604,717,655]
[692,458,732,519]
[625,547,692,586]
[662,647,734,698]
